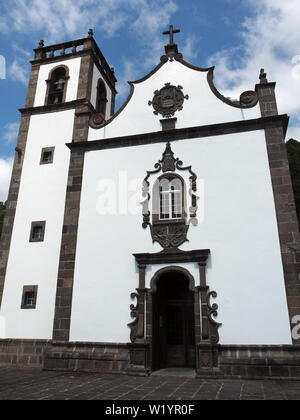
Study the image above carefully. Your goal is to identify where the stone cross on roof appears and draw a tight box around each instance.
[163,25,180,46]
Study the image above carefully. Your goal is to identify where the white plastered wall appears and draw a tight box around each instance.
[88,59,261,141]
[70,131,292,345]
[0,110,73,339]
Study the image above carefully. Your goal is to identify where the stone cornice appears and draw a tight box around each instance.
[67,114,289,151]
[133,249,211,265]
[19,99,90,115]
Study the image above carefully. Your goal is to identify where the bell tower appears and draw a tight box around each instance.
[30,29,117,142]
[0,30,117,340]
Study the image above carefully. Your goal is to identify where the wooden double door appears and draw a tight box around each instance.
[152,272,196,369]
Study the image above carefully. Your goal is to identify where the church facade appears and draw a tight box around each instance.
[0,28,300,378]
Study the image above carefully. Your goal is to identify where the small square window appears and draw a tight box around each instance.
[30,221,46,242]
[21,286,38,309]
[40,147,55,165]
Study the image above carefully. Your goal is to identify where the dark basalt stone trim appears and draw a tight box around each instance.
[31,49,92,67]
[133,249,210,265]
[71,114,289,152]
[150,265,196,294]
[1,339,300,378]
[29,221,46,243]
[160,118,177,131]
[21,285,38,309]
[256,82,300,344]
[52,148,85,341]
[207,68,258,109]
[19,99,88,116]
[174,55,213,73]
[175,56,259,109]
[32,46,118,93]
[91,52,118,95]
[0,339,51,369]
[25,63,41,108]
[89,84,134,130]
[44,341,131,373]
[130,55,169,85]
[33,37,116,83]
[0,59,41,308]
[197,344,300,379]
[0,115,31,308]
[33,38,88,55]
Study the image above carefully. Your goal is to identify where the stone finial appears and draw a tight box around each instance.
[88,28,94,38]
[38,40,44,48]
[259,68,268,84]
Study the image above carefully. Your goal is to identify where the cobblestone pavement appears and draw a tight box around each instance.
[0,368,300,400]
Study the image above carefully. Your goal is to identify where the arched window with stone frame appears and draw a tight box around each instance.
[96,79,108,117]
[152,174,186,223]
[45,65,69,105]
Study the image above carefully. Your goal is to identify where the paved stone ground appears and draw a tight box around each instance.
[0,368,300,400]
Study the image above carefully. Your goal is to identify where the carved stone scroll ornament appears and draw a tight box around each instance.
[148,83,189,119]
[207,291,222,344]
[198,263,222,345]
[239,91,258,107]
[128,292,139,343]
[89,111,106,129]
[142,142,199,250]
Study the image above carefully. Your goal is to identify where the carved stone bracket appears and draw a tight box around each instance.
[198,263,222,345]
[128,292,139,344]
[128,263,147,344]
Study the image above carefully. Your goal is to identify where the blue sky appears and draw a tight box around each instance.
[0,0,300,200]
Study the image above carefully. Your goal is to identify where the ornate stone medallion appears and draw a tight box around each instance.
[148,83,189,119]
[239,90,258,107]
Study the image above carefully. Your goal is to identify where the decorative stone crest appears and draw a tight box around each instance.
[148,83,189,119]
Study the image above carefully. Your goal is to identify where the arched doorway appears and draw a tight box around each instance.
[152,268,196,370]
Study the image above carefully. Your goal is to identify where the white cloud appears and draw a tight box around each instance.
[10,59,28,85]
[130,0,178,36]
[182,35,200,62]
[286,125,300,142]
[207,1,300,139]
[0,157,13,202]
[3,122,19,144]
[0,0,177,43]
